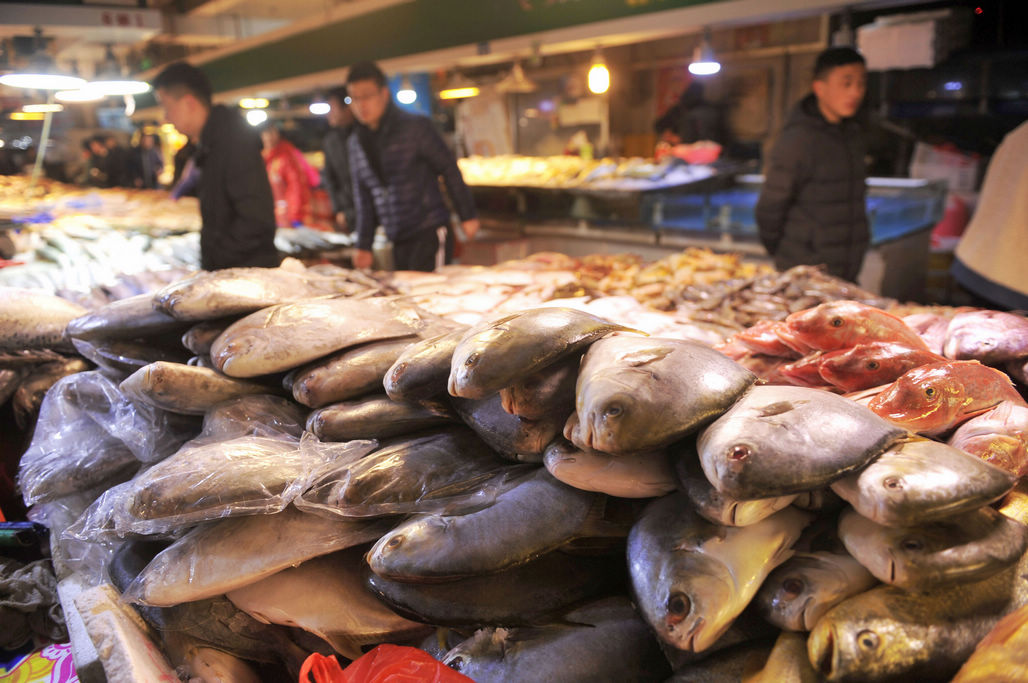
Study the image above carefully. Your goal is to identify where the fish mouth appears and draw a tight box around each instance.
[680,617,705,652]
[812,625,837,679]
[800,596,817,631]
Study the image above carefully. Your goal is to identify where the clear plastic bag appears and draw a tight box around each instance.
[199,394,309,443]
[295,428,531,519]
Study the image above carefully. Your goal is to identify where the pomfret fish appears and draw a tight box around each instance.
[65,292,187,342]
[124,507,393,607]
[830,437,1014,527]
[818,341,946,392]
[943,309,1028,364]
[181,318,236,356]
[627,492,810,652]
[290,337,414,408]
[226,548,430,661]
[948,400,1028,477]
[119,361,275,415]
[367,468,606,580]
[807,547,1028,682]
[698,385,905,499]
[571,335,756,455]
[498,355,578,420]
[448,307,636,399]
[441,596,672,683]
[364,550,625,628]
[152,262,369,321]
[673,441,796,526]
[838,506,1028,591]
[210,297,426,378]
[384,328,467,402]
[746,631,821,683]
[544,438,676,499]
[784,301,929,352]
[757,550,877,632]
[72,337,192,375]
[0,287,86,353]
[868,360,1027,436]
[306,395,456,441]
[454,393,567,461]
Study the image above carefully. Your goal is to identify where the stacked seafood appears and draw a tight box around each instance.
[7,258,1028,681]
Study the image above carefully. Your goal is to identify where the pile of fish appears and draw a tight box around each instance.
[672,264,895,330]
[5,255,1028,683]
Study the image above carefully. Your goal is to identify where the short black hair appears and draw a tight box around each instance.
[813,47,866,81]
[151,61,213,106]
[327,85,349,105]
[346,61,387,89]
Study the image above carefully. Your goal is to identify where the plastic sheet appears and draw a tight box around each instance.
[18,372,201,509]
[295,429,531,519]
[199,394,309,443]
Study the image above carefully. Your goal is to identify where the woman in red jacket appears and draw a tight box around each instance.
[261,125,312,227]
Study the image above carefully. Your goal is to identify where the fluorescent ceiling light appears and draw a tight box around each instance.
[1,73,86,90]
[88,80,150,96]
[55,88,105,103]
[22,103,64,113]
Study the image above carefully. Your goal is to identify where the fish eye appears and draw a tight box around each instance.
[666,592,691,625]
[728,444,751,461]
[604,403,623,418]
[464,352,480,368]
[386,534,404,549]
[830,317,844,327]
[448,657,466,672]
[866,360,880,370]
[883,476,903,490]
[924,386,937,399]
[901,537,924,552]
[782,577,805,598]
[857,630,880,651]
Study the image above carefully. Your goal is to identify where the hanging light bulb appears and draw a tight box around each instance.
[689,28,721,76]
[396,75,417,105]
[87,44,150,96]
[246,109,268,126]
[587,49,610,95]
[0,28,86,90]
[309,92,330,115]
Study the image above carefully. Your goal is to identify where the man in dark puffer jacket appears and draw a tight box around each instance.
[756,47,869,282]
[346,61,479,272]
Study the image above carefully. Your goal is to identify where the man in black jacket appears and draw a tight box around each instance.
[322,86,356,233]
[346,61,479,272]
[756,47,869,282]
[152,62,279,271]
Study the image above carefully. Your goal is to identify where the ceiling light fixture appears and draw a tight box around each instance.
[396,75,417,105]
[55,88,105,103]
[587,48,610,95]
[239,97,270,109]
[496,61,537,94]
[22,103,64,113]
[246,109,268,126]
[439,72,480,100]
[689,28,721,76]
[86,44,149,96]
[0,28,86,91]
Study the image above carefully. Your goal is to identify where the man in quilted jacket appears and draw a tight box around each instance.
[346,61,479,271]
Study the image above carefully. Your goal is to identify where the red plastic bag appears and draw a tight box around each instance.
[299,645,474,683]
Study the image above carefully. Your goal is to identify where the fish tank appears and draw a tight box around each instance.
[648,175,948,246]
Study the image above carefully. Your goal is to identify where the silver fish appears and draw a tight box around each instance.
[181,318,236,356]
[448,307,635,399]
[65,292,187,342]
[570,334,757,455]
[453,392,567,461]
[384,328,467,403]
[441,596,672,682]
[72,337,192,375]
[756,550,877,631]
[698,385,906,499]
[0,287,86,353]
[943,309,1028,364]
[838,506,1028,591]
[627,492,810,652]
[290,337,415,408]
[119,361,274,415]
[498,355,578,420]
[367,467,607,580]
[830,437,1015,527]
[306,395,456,441]
[544,438,676,499]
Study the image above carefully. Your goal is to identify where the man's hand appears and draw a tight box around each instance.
[335,212,349,232]
[352,248,373,269]
[461,218,480,241]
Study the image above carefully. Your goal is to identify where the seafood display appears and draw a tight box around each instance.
[3,246,1028,682]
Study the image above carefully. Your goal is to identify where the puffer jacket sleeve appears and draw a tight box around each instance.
[416,118,477,222]
[756,128,810,256]
[223,133,277,254]
[348,135,378,251]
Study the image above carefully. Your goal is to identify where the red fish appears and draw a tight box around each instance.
[731,320,801,358]
[943,310,1028,364]
[784,301,929,352]
[868,360,1028,436]
[779,353,833,388]
[948,401,1028,477]
[818,341,946,392]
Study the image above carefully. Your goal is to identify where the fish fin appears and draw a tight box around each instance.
[576,496,632,539]
[617,347,675,367]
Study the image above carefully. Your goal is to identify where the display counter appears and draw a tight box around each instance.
[465,172,947,302]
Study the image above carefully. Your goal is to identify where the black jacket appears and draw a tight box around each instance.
[195,105,280,271]
[756,94,869,281]
[322,125,355,229]
[348,104,476,252]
